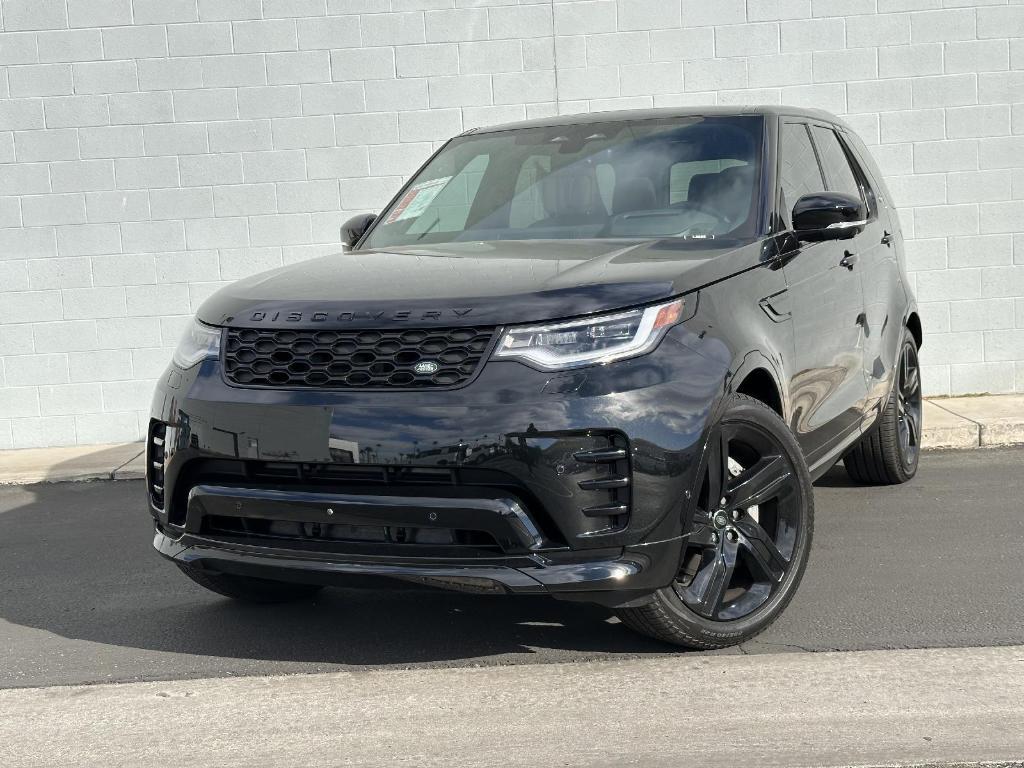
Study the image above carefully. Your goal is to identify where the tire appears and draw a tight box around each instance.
[616,394,814,649]
[844,329,922,486]
[176,562,323,604]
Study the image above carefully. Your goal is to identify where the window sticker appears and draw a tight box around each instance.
[384,177,452,224]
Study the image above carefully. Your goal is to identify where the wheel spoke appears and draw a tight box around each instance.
[733,514,788,582]
[903,364,920,398]
[728,455,791,510]
[898,415,910,453]
[686,537,738,619]
[704,426,730,512]
[905,406,920,447]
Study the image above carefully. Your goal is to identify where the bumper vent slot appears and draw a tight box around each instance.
[222,326,496,389]
[578,476,630,491]
[574,438,632,529]
[581,502,629,517]
[148,421,167,510]
[202,515,504,554]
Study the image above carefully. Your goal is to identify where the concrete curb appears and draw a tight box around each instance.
[921,400,981,450]
[931,394,1024,448]
[0,443,145,486]
[0,396,1021,487]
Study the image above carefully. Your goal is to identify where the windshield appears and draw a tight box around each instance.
[363,115,764,249]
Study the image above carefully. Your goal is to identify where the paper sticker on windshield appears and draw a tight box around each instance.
[384,177,451,224]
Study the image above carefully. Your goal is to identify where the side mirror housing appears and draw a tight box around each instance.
[341,213,377,251]
[792,193,866,242]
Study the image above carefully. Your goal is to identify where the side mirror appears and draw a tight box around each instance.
[340,213,377,251]
[792,193,866,242]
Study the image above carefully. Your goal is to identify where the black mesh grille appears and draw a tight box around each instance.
[223,327,495,389]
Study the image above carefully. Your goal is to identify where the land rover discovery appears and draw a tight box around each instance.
[149,107,921,648]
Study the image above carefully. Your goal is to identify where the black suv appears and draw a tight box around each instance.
[149,107,921,648]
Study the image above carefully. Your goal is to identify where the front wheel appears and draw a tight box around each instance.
[616,395,814,649]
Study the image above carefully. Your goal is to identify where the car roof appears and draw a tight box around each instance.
[461,105,849,136]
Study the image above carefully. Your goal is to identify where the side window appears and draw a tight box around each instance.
[837,130,881,217]
[810,125,862,202]
[778,122,825,230]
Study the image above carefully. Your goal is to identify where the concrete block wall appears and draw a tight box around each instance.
[0,0,1022,448]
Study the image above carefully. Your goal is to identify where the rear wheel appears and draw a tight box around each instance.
[176,562,323,603]
[844,330,922,485]
[616,395,814,649]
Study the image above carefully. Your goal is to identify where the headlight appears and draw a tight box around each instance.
[172,319,221,369]
[492,297,690,370]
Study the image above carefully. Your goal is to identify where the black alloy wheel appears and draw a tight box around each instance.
[675,422,802,622]
[844,329,923,485]
[895,341,923,469]
[616,395,814,649]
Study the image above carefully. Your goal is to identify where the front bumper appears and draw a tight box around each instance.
[153,481,683,604]
[155,530,681,605]
[148,324,730,602]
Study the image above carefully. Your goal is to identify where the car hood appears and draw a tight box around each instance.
[198,239,761,329]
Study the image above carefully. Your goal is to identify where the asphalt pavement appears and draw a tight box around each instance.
[2,447,1023,689]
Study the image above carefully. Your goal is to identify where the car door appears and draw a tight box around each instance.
[777,120,868,465]
[839,127,906,417]
[810,124,893,416]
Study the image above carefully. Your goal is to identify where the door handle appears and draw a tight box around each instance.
[840,251,858,270]
[881,230,893,247]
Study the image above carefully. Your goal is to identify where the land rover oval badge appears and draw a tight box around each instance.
[414,361,440,374]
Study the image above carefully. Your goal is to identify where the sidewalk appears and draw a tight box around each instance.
[0,395,1021,486]
[2,645,1023,767]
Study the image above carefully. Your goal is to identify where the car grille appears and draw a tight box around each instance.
[222,326,496,389]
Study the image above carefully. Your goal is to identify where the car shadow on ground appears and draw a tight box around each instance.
[812,463,862,488]
[6,449,1020,681]
[0,479,681,670]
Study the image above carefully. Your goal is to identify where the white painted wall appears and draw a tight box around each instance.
[1,0,1022,448]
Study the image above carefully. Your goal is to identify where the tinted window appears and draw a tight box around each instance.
[839,129,882,216]
[508,155,551,228]
[364,115,764,248]
[778,122,825,229]
[669,158,747,204]
[811,125,861,201]
[400,153,490,237]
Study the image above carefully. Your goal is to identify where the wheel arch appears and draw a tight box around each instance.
[906,311,922,350]
[730,352,788,421]
[735,367,784,418]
